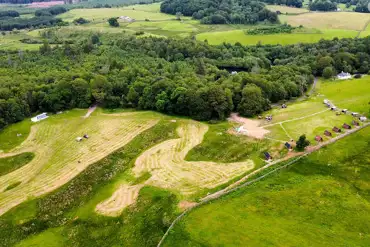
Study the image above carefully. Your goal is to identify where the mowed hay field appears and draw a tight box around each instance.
[163,127,370,247]
[196,29,357,46]
[279,12,370,30]
[95,121,256,216]
[0,109,159,216]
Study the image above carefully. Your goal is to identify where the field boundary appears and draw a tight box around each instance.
[357,19,370,38]
[157,122,370,247]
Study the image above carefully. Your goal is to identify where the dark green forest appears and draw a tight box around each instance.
[160,0,278,24]
[2,34,370,131]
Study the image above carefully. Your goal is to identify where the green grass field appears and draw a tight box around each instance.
[163,126,370,246]
[263,76,370,142]
[318,77,370,115]
[196,29,357,46]
[0,153,34,177]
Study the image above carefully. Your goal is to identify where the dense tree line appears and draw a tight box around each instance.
[0,10,20,18]
[2,34,370,130]
[246,24,296,35]
[0,16,63,31]
[35,6,67,16]
[160,0,278,24]
[309,0,337,11]
[260,0,303,8]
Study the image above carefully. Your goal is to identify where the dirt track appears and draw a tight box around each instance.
[228,113,270,139]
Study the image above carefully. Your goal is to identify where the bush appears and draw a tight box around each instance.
[108,17,119,27]
[296,135,310,151]
[73,17,90,25]
[323,66,334,79]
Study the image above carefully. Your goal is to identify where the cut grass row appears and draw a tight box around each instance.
[0,120,179,247]
[163,126,370,246]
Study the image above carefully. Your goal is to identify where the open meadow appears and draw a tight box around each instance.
[262,77,370,142]
[163,126,370,246]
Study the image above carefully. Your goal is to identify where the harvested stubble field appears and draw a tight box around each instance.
[267,4,310,14]
[0,109,158,216]
[279,12,370,30]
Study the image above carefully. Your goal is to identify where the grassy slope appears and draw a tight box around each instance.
[163,126,370,247]
[186,122,269,166]
[0,120,31,152]
[318,77,370,115]
[0,153,34,177]
[196,29,357,46]
[0,120,179,247]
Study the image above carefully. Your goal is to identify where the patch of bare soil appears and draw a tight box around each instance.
[178,201,197,211]
[228,113,270,139]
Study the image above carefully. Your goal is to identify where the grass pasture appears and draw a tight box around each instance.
[267,4,309,14]
[196,29,357,46]
[318,76,370,115]
[58,7,176,22]
[163,126,370,247]
[263,76,370,142]
[0,153,34,177]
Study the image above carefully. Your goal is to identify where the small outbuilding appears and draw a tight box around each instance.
[352,112,359,117]
[337,71,351,80]
[264,152,272,160]
[83,134,89,139]
[324,130,332,136]
[282,104,287,109]
[352,120,360,126]
[76,137,83,142]
[284,142,291,149]
[31,112,48,122]
[332,126,341,133]
[360,116,367,122]
[343,123,351,129]
[330,106,337,111]
[342,109,348,113]
[315,135,323,142]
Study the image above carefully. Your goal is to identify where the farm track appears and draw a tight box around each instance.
[0,111,158,216]
[157,122,370,247]
[263,109,330,127]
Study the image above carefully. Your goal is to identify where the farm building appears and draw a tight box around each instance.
[360,116,367,122]
[342,109,348,113]
[284,142,291,149]
[281,104,287,108]
[337,71,351,80]
[343,123,351,129]
[231,71,238,75]
[31,113,48,122]
[119,16,135,22]
[352,112,359,117]
[76,137,83,142]
[330,106,337,111]
[352,120,360,126]
[332,126,341,133]
[315,136,323,142]
[264,152,272,160]
[324,130,332,136]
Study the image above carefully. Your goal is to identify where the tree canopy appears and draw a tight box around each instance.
[160,0,278,24]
